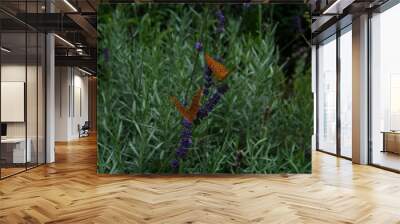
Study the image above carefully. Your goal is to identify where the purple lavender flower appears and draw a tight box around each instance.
[196,84,229,121]
[180,138,192,147]
[174,118,193,161]
[203,66,213,96]
[195,42,203,51]
[171,159,179,169]
[216,10,224,20]
[180,129,192,138]
[176,146,188,158]
[216,10,225,33]
[208,94,220,106]
[217,83,229,94]
[180,127,192,138]
[181,118,192,129]
[197,109,209,120]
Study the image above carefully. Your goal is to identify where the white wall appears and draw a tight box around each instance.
[1,63,46,164]
[55,67,89,141]
[72,72,89,138]
[55,66,69,141]
[1,65,27,140]
[1,65,38,136]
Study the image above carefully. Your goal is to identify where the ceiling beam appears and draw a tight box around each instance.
[102,0,307,3]
[67,13,97,47]
[13,13,82,32]
[55,55,96,71]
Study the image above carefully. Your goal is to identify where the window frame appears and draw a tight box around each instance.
[315,21,353,161]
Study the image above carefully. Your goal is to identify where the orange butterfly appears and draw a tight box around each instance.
[205,53,230,81]
[171,88,203,122]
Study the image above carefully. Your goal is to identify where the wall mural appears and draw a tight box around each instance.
[97,3,312,174]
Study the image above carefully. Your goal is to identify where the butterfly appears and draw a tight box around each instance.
[205,53,230,81]
[171,88,203,122]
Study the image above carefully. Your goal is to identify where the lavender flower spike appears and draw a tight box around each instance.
[197,83,229,121]
[203,66,213,96]
[216,10,225,33]
[217,83,229,94]
[195,42,203,51]
[216,10,225,22]
[171,159,179,169]
[175,118,193,160]
[181,118,192,129]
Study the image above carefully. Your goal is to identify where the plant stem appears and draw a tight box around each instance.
[300,33,311,48]
[184,6,208,104]
[184,51,200,104]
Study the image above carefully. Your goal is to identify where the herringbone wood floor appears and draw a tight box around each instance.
[1,135,400,224]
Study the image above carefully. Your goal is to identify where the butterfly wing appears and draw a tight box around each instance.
[205,53,229,81]
[171,88,203,122]
[187,88,203,121]
[171,96,190,121]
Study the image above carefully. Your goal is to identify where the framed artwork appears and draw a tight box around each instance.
[98,3,312,174]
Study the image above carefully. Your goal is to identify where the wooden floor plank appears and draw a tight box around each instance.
[0,135,400,224]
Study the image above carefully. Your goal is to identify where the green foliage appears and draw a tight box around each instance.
[97,4,312,174]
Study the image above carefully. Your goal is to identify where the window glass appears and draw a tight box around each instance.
[1,31,28,177]
[0,1,46,179]
[318,35,337,154]
[371,3,400,171]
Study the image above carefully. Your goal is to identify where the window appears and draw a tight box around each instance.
[317,35,337,154]
[0,2,46,179]
[370,3,400,171]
